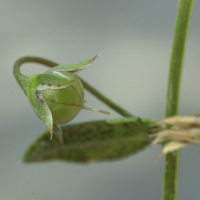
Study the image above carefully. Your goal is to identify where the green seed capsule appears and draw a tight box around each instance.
[40,72,84,124]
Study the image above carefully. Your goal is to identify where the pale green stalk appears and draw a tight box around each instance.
[164,0,194,200]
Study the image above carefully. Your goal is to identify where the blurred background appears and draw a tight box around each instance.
[1,0,200,199]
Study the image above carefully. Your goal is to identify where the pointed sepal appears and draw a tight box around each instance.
[53,124,63,145]
[27,88,53,138]
[37,72,75,90]
[44,54,98,74]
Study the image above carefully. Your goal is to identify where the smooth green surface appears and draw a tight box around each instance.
[40,72,84,125]
[23,118,156,163]
[164,0,194,200]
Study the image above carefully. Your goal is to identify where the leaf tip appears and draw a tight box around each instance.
[89,54,99,64]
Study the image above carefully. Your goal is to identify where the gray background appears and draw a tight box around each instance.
[1,0,200,199]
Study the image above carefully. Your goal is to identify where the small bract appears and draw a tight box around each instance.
[151,115,200,159]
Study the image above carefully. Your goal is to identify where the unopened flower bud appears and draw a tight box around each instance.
[13,55,110,142]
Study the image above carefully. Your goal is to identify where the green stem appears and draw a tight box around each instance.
[13,56,134,118]
[13,57,58,95]
[164,0,194,200]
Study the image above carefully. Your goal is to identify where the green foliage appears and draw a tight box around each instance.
[23,118,156,163]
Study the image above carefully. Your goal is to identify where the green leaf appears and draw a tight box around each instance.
[23,117,157,163]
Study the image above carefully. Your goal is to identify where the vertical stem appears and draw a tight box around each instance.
[164,0,194,200]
